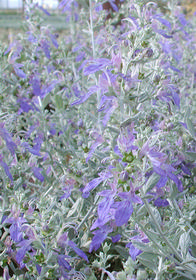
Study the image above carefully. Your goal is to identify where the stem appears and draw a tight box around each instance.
[142,195,183,262]
[171,199,196,236]
[76,196,99,231]
[89,0,95,58]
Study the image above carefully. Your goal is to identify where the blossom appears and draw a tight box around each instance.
[117,123,138,153]
[40,39,50,59]
[83,58,112,76]
[98,95,118,126]
[57,254,72,271]
[114,182,142,226]
[114,199,133,226]
[86,133,104,163]
[126,231,149,260]
[98,70,118,93]
[4,207,26,242]
[127,16,141,30]
[71,86,99,106]
[111,51,122,71]
[111,234,121,243]
[32,167,45,182]
[68,240,89,262]
[21,142,41,156]
[0,156,13,182]
[13,63,27,79]
[17,98,37,113]
[30,75,41,96]
[153,14,172,30]
[15,239,32,265]
[154,197,169,207]
[89,225,113,253]
[0,123,17,155]
[57,232,88,262]
[83,170,113,197]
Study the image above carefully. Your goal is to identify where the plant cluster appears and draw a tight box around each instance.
[0,0,195,279]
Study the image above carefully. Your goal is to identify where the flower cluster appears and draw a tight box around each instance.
[0,0,195,279]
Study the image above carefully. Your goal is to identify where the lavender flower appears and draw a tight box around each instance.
[126,231,149,261]
[32,167,45,182]
[89,225,113,253]
[83,58,112,76]
[4,208,26,242]
[83,170,113,198]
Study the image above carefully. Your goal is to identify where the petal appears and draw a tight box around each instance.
[68,241,89,262]
[115,200,133,226]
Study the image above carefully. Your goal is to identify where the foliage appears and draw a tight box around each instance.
[0,0,196,279]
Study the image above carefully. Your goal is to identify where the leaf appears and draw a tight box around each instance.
[67,197,83,217]
[42,93,51,109]
[55,95,63,110]
[150,205,162,226]
[186,118,196,139]
[137,252,158,271]
[131,240,154,253]
[114,245,130,259]
[184,152,196,161]
[144,173,160,194]
[179,232,190,258]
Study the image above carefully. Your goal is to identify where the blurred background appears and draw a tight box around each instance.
[0,0,195,44]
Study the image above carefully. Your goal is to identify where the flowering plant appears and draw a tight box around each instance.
[0,0,195,279]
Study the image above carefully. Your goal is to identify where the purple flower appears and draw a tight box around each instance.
[98,70,118,93]
[177,13,188,26]
[32,167,44,182]
[98,95,118,126]
[40,39,50,59]
[89,226,112,253]
[153,14,172,30]
[57,232,88,262]
[49,34,58,49]
[57,232,68,247]
[15,240,32,265]
[114,199,133,226]
[59,178,75,201]
[57,254,72,271]
[111,51,122,71]
[58,0,78,13]
[17,98,36,113]
[30,75,42,96]
[115,183,142,226]
[117,123,138,153]
[41,80,59,97]
[128,16,141,30]
[13,63,27,79]
[0,157,13,182]
[0,124,17,155]
[111,234,121,243]
[86,133,104,163]
[21,142,41,156]
[153,164,183,192]
[83,170,113,197]
[71,85,99,106]
[126,231,149,260]
[68,240,89,262]
[154,197,169,207]
[156,29,173,38]
[4,208,26,242]
[140,142,167,167]
[156,175,168,188]
[83,58,112,76]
